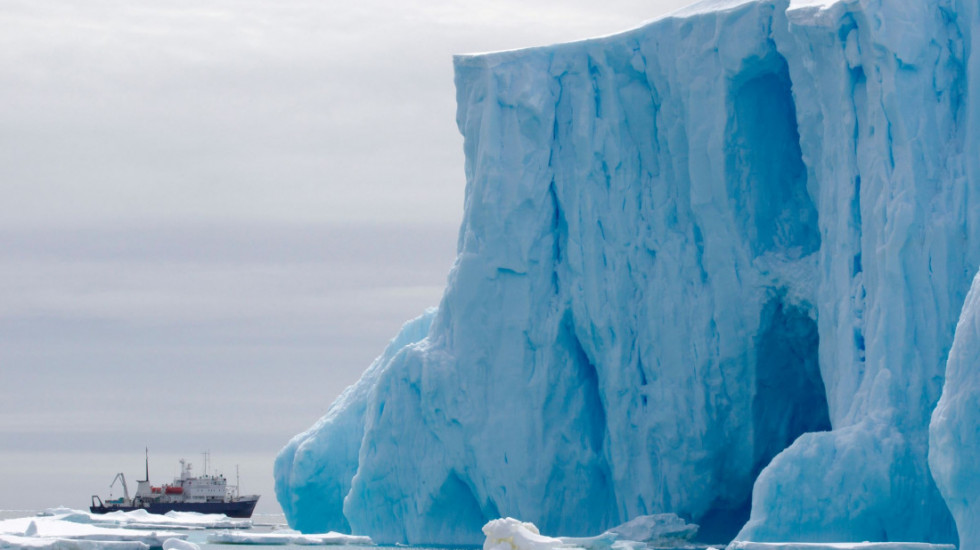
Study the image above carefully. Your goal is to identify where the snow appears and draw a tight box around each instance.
[0,514,187,550]
[482,519,567,550]
[161,540,199,550]
[276,0,979,545]
[205,531,373,545]
[482,516,697,550]
[0,535,149,550]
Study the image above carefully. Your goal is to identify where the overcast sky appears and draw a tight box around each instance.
[0,0,693,514]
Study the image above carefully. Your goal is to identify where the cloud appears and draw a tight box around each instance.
[0,0,695,512]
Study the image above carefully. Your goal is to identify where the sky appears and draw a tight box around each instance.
[0,0,693,514]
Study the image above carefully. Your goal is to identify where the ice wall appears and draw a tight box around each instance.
[930,2,980,547]
[274,309,436,534]
[276,0,979,544]
[931,271,980,550]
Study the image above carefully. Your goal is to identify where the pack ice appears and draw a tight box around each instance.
[277,0,980,545]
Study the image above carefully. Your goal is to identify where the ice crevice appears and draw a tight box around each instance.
[276,0,980,546]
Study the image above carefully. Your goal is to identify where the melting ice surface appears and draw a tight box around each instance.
[276,0,980,546]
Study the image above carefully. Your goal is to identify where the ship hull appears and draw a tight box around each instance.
[90,498,258,518]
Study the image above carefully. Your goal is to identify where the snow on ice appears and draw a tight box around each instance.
[0,514,187,550]
[36,509,251,531]
[276,0,980,545]
[482,516,697,550]
[160,540,199,550]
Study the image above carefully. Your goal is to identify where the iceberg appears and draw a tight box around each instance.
[276,0,980,544]
[930,269,980,550]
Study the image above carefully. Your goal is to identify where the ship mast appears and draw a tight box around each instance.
[142,447,149,482]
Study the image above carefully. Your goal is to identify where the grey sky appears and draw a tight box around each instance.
[0,0,692,514]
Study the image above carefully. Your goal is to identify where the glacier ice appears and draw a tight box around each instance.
[276,0,980,544]
[930,269,980,550]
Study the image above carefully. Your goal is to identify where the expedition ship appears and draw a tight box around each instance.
[90,453,259,518]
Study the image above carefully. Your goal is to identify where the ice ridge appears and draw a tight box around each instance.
[276,0,980,545]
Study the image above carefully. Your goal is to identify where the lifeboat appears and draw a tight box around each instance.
[164,486,184,495]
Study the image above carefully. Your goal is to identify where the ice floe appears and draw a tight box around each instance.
[0,515,186,550]
[483,516,698,550]
[37,509,250,531]
[160,539,198,550]
[605,514,698,545]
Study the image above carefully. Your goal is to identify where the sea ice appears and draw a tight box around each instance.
[38,509,250,531]
[0,534,150,550]
[0,514,187,549]
[161,539,199,550]
[482,516,698,550]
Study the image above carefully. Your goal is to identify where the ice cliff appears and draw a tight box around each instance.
[276,0,980,544]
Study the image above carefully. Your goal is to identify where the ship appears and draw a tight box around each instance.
[90,452,260,518]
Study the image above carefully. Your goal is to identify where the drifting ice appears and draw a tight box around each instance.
[37,508,251,530]
[481,516,698,550]
[0,514,187,550]
[277,0,980,545]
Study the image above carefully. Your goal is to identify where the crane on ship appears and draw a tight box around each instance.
[109,472,131,503]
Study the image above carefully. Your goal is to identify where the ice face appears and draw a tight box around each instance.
[273,309,436,534]
[276,0,978,544]
[930,269,980,550]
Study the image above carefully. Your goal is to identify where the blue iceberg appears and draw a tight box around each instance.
[276,0,980,544]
